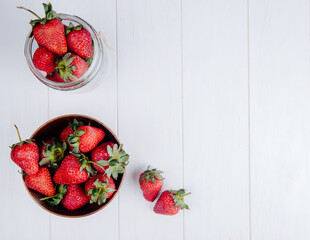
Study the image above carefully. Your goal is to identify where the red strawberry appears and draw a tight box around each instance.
[153,189,190,215]
[92,144,129,180]
[46,73,65,83]
[68,125,105,153]
[61,184,90,210]
[33,46,57,72]
[55,53,89,82]
[59,119,84,148]
[139,166,164,202]
[85,173,116,205]
[25,167,55,196]
[66,22,94,58]
[18,3,67,54]
[53,154,88,184]
[10,125,39,175]
[91,142,115,173]
[39,138,66,168]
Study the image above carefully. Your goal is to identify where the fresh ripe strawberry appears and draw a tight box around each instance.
[10,125,39,175]
[94,144,129,180]
[66,23,94,58]
[53,154,88,184]
[153,189,190,215]
[32,46,57,73]
[61,184,90,210]
[59,119,84,149]
[18,3,67,54]
[85,173,116,205]
[91,142,115,173]
[25,167,56,196]
[39,138,66,167]
[46,73,66,83]
[139,166,164,202]
[68,125,105,153]
[55,53,89,82]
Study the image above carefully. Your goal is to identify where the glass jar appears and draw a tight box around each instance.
[24,14,106,91]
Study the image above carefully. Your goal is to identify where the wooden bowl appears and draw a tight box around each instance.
[23,114,124,218]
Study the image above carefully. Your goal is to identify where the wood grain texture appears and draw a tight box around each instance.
[249,0,310,239]
[117,0,183,239]
[182,0,250,239]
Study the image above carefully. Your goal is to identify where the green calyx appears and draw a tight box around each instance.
[10,125,35,149]
[87,178,115,205]
[17,3,62,37]
[96,144,129,180]
[66,119,85,153]
[39,138,67,168]
[140,165,164,184]
[169,189,191,210]
[65,22,83,35]
[55,53,78,82]
[70,152,97,176]
[40,184,67,206]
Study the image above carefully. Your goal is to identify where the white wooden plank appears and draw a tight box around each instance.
[182,0,250,239]
[0,0,50,239]
[117,0,183,239]
[48,1,118,240]
[249,0,310,239]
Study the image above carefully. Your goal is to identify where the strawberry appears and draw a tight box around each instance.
[10,125,39,175]
[93,144,129,180]
[39,138,66,168]
[46,73,65,83]
[139,166,164,202]
[61,184,90,210]
[55,53,89,82]
[59,119,84,148]
[153,189,190,215]
[18,3,67,54]
[67,125,105,153]
[85,173,116,205]
[53,154,89,184]
[66,22,94,58]
[91,142,115,173]
[32,46,57,72]
[25,167,55,196]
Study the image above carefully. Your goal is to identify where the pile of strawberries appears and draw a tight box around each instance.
[18,3,94,83]
[10,120,129,211]
[139,166,190,216]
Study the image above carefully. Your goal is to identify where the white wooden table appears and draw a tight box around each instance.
[1,0,310,239]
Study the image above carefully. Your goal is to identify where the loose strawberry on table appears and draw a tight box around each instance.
[85,173,116,205]
[139,166,164,202]
[32,46,57,73]
[17,3,67,54]
[25,167,56,197]
[153,189,190,216]
[66,22,94,59]
[10,125,39,175]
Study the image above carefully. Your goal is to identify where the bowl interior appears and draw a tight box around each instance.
[25,115,123,217]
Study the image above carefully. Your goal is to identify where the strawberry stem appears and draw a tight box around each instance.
[88,161,105,170]
[181,192,191,197]
[40,192,61,201]
[14,125,22,142]
[17,6,41,20]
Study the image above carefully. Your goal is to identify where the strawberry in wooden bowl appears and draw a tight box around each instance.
[9,115,129,217]
[19,3,106,91]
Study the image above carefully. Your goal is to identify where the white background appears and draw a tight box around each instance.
[1,0,310,239]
